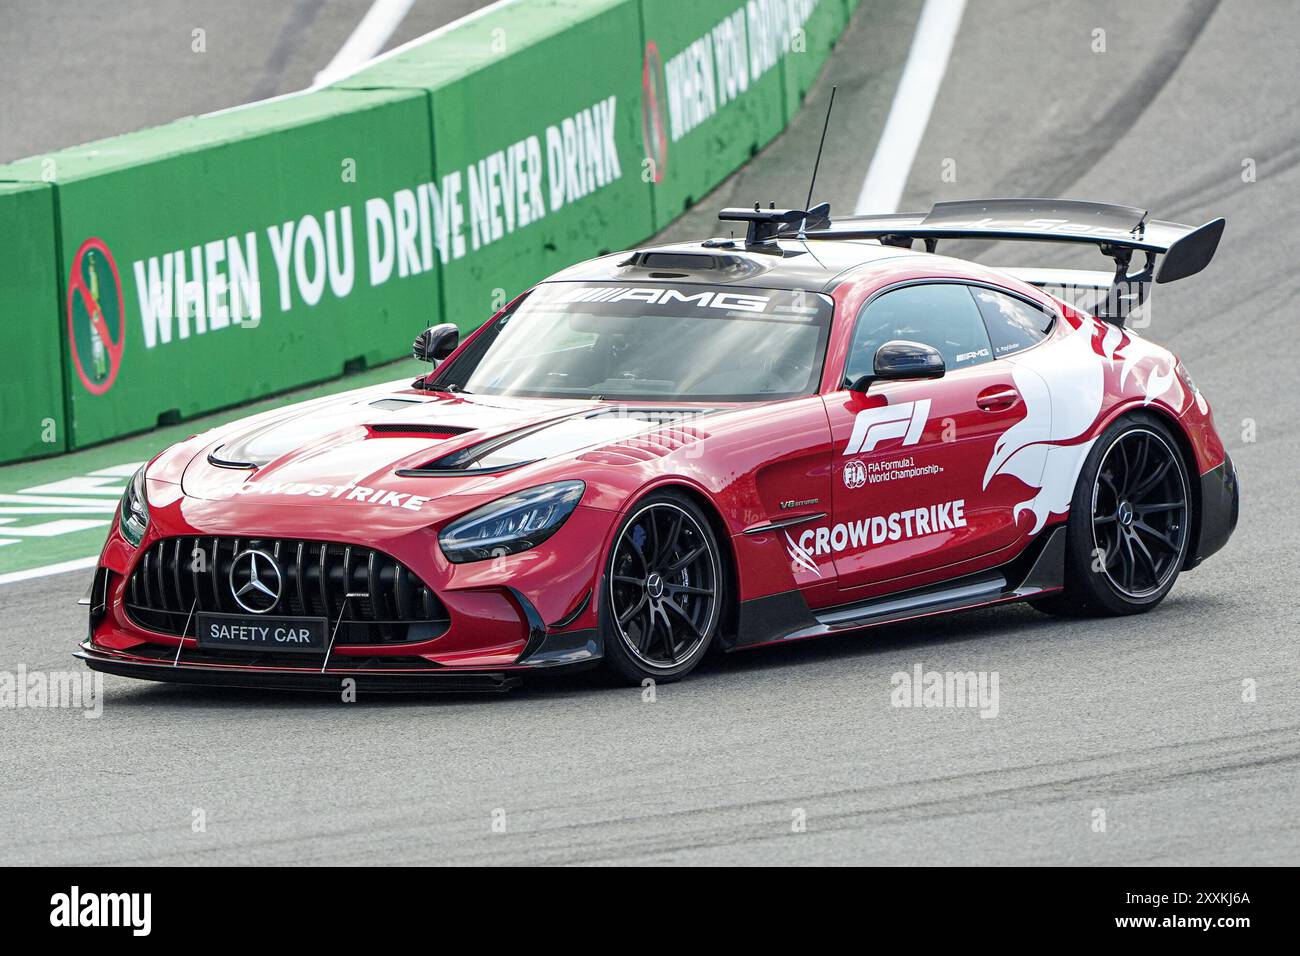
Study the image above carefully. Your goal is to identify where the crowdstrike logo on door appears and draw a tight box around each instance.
[788,499,967,566]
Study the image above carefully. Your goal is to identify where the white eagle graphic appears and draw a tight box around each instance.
[981,316,1183,536]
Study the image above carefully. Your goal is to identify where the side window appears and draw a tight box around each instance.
[971,286,1054,357]
[844,283,993,385]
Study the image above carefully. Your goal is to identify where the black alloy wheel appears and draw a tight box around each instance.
[1091,427,1190,599]
[1033,413,1193,617]
[603,493,723,682]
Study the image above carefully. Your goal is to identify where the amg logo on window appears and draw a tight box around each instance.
[558,286,772,312]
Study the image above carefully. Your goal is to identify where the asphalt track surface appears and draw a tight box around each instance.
[0,0,493,162]
[2,0,1298,865]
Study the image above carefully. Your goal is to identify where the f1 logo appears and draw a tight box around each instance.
[844,399,931,455]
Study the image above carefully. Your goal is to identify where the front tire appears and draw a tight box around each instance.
[600,491,726,684]
[1034,412,1193,617]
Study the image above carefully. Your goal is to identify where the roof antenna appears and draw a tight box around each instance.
[800,86,837,238]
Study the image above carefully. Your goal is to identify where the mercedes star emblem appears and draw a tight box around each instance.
[229,548,282,614]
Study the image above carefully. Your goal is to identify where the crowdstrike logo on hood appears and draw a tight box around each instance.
[234,482,431,511]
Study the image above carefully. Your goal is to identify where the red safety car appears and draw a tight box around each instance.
[78,199,1238,690]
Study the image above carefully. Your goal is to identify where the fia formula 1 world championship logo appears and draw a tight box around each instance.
[66,237,125,395]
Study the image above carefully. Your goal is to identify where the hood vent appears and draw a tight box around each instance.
[398,408,716,476]
[578,426,709,464]
[366,423,472,438]
[368,398,427,410]
[398,419,561,476]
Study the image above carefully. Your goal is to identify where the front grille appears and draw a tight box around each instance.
[125,537,449,646]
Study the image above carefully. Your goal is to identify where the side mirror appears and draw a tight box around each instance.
[413,323,459,363]
[849,339,945,391]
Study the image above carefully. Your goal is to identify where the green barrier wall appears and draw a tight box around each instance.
[0,182,66,459]
[782,0,850,115]
[638,0,791,229]
[340,0,653,333]
[0,90,437,450]
[0,0,854,463]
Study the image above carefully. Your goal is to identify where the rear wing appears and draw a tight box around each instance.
[767,199,1226,325]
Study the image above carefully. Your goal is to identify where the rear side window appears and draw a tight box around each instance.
[846,283,993,384]
[971,287,1054,357]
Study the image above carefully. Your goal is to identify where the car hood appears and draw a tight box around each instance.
[179,382,710,516]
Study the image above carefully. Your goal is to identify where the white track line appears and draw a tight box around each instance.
[205,0,523,118]
[314,0,419,87]
[0,555,98,586]
[316,0,523,87]
[854,0,967,214]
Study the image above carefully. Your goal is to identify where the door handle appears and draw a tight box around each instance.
[976,386,1019,411]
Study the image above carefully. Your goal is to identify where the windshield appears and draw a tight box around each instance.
[433,282,833,402]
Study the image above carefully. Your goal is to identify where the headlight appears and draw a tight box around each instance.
[439,480,584,564]
[120,465,150,547]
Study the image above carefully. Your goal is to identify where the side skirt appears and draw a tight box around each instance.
[732,526,1066,650]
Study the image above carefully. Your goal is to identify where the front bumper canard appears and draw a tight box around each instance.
[75,642,521,693]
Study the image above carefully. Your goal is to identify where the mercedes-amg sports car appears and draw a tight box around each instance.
[78,198,1238,691]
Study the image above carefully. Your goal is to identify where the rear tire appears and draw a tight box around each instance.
[600,491,727,685]
[1033,412,1192,617]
